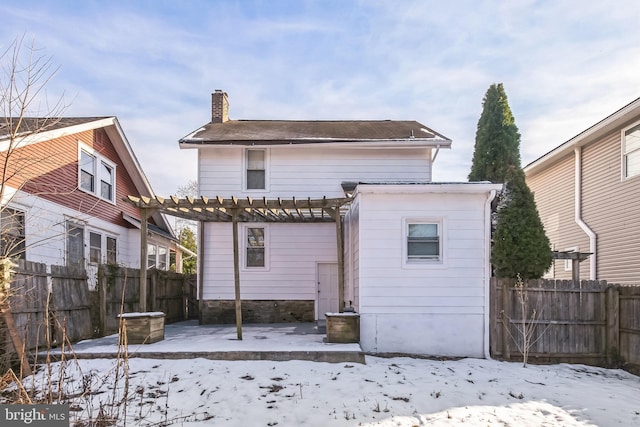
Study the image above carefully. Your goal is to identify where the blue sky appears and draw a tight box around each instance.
[2,0,639,195]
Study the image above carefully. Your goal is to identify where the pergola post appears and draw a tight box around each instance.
[140,209,149,312]
[328,207,345,313]
[231,210,243,339]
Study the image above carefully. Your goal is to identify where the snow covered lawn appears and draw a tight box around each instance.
[10,356,639,426]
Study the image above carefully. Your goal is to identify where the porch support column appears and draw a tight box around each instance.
[198,220,205,323]
[140,208,150,313]
[231,210,243,339]
[328,207,345,313]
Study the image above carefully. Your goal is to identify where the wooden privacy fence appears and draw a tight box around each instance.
[491,277,640,374]
[0,260,92,357]
[97,265,196,335]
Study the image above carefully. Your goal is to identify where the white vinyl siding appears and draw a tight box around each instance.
[353,187,495,357]
[201,222,337,300]
[199,146,432,198]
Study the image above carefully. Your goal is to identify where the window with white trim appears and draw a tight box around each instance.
[246,149,266,190]
[89,232,102,264]
[147,243,169,270]
[147,244,157,268]
[78,143,116,202]
[106,236,117,264]
[0,208,26,260]
[246,226,265,268]
[158,246,168,270]
[406,222,441,262]
[623,122,640,179]
[67,221,85,268]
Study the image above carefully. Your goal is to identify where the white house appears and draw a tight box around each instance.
[177,90,500,358]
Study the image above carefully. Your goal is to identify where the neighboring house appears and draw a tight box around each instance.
[178,90,500,358]
[524,96,640,285]
[0,116,180,288]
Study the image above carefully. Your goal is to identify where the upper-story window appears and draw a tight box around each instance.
[79,143,116,202]
[623,122,640,179]
[246,149,266,190]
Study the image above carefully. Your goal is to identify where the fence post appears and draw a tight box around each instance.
[501,278,511,360]
[605,284,619,364]
[98,265,106,336]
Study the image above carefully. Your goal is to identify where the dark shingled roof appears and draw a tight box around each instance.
[0,117,111,138]
[180,120,451,145]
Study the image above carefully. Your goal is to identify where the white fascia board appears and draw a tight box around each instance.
[179,139,452,150]
[353,182,503,197]
[525,97,640,176]
[0,117,116,152]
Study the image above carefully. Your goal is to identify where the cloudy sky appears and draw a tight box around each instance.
[2,0,639,196]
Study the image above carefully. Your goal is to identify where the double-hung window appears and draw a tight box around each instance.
[0,208,26,259]
[246,227,265,268]
[78,143,116,202]
[407,222,441,262]
[67,221,85,268]
[89,232,102,264]
[157,246,168,270]
[80,151,96,192]
[623,122,640,179]
[106,237,117,264]
[246,149,266,190]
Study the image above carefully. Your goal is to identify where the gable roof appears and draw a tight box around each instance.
[1,116,174,236]
[524,96,640,175]
[180,120,451,148]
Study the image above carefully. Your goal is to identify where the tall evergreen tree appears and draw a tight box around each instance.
[491,167,552,279]
[469,83,552,279]
[468,83,521,183]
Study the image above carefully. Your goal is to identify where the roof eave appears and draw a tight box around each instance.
[524,96,640,176]
[179,138,452,149]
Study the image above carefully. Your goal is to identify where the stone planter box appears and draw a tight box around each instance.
[325,312,360,343]
[118,312,165,344]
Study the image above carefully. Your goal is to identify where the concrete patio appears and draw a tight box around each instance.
[42,320,365,364]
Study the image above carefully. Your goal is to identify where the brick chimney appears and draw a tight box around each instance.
[211,89,229,123]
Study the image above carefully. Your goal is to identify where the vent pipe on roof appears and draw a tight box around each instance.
[212,90,229,123]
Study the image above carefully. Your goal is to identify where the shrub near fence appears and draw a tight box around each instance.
[491,277,640,374]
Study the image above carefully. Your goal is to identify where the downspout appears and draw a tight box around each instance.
[574,147,597,279]
[483,189,498,359]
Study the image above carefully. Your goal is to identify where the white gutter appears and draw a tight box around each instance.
[484,189,498,359]
[574,147,597,279]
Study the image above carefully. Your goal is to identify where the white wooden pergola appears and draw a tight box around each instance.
[125,194,352,339]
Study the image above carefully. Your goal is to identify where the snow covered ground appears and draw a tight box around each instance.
[10,355,640,426]
[3,323,639,426]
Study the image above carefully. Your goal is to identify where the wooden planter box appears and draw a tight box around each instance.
[325,312,360,343]
[118,312,165,344]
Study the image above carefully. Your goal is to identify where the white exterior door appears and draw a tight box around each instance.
[317,263,338,320]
